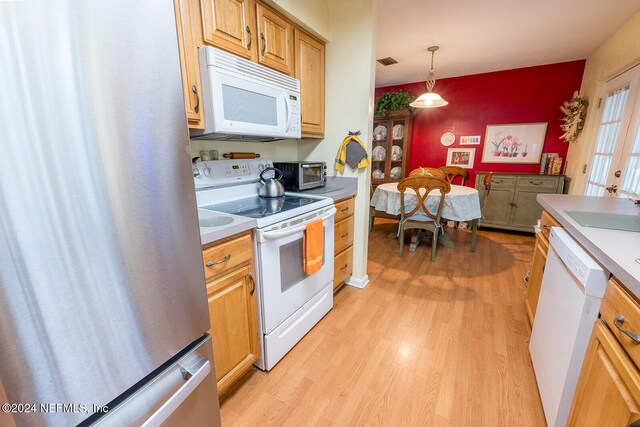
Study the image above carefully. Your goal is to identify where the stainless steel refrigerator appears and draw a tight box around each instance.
[0,0,221,426]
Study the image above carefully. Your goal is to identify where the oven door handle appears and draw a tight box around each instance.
[259,207,336,241]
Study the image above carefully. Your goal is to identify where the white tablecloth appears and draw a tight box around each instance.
[370,182,482,222]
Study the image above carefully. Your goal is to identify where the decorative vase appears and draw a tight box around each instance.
[522,152,528,157]
[493,151,502,157]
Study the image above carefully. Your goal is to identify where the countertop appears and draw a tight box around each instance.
[198,176,357,246]
[537,194,640,296]
[289,176,358,201]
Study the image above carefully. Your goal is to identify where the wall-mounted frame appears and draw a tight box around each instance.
[460,135,481,145]
[481,122,547,164]
[446,148,475,169]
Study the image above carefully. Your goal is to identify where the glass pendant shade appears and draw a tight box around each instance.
[410,45,448,109]
[409,91,448,108]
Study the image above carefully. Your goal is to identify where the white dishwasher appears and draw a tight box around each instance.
[529,226,609,427]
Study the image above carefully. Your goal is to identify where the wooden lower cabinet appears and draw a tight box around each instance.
[568,320,640,426]
[202,231,259,397]
[525,232,549,325]
[333,197,355,290]
[525,208,559,326]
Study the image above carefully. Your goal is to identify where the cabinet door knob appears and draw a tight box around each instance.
[246,26,252,51]
[260,33,266,56]
[191,85,199,114]
[530,180,543,186]
[248,272,256,296]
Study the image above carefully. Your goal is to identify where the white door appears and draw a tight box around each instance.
[584,64,640,198]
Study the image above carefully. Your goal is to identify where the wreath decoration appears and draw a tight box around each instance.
[560,91,589,143]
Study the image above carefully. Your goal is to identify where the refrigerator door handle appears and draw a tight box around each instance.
[141,356,211,427]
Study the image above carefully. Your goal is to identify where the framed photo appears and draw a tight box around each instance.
[460,135,481,145]
[446,148,475,169]
[481,122,547,164]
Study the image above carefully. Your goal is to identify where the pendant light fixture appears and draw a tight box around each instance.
[410,46,448,109]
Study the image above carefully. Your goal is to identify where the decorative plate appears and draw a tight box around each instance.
[390,166,402,179]
[391,145,403,161]
[392,124,404,139]
[440,131,456,146]
[372,145,386,161]
[372,169,384,179]
[373,125,387,141]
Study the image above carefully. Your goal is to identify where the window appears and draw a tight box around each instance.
[585,64,640,198]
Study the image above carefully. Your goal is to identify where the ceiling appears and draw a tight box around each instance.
[375,0,640,87]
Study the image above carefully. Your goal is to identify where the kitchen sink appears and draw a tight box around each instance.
[198,210,235,228]
[565,210,640,232]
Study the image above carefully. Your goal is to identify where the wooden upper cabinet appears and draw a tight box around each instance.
[174,0,204,129]
[256,3,293,75]
[201,0,257,61]
[294,28,325,138]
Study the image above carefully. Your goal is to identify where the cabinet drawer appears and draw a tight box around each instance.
[488,176,516,188]
[540,209,561,241]
[333,246,353,289]
[202,233,253,281]
[601,277,640,368]
[517,176,560,190]
[334,197,354,223]
[334,215,354,254]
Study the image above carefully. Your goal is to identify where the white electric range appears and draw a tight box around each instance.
[195,159,335,370]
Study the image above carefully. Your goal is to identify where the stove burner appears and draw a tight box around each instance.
[201,195,321,219]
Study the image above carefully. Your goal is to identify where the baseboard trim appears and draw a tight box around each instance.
[346,274,369,289]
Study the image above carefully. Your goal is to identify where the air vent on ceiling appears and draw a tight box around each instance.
[377,57,398,66]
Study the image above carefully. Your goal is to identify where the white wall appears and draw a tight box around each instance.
[265,0,330,41]
[566,11,640,194]
[298,0,377,283]
[189,139,299,162]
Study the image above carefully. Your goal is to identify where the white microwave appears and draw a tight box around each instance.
[190,47,301,141]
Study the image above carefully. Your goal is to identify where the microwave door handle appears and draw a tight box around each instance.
[283,94,292,132]
[260,208,336,241]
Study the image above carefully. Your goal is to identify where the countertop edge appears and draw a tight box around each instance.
[537,194,640,297]
[200,217,257,247]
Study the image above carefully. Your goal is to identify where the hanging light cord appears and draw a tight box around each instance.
[426,50,436,92]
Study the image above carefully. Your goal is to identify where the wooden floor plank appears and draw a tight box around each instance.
[219,221,546,426]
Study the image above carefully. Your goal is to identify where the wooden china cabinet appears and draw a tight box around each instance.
[371,110,412,188]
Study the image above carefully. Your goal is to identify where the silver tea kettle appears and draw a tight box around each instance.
[258,167,285,198]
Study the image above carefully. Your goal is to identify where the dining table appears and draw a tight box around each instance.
[370,182,482,252]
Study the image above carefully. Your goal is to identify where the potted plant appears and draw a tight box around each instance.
[375,91,415,116]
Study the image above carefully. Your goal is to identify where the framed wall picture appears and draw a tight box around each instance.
[446,148,475,169]
[460,135,481,145]
[481,122,547,164]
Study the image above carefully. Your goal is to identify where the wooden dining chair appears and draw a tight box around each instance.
[471,171,494,252]
[397,176,451,261]
[438,166,469,186]
[409,167,447,179]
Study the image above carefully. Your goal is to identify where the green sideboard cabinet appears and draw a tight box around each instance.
[474,172,567,233]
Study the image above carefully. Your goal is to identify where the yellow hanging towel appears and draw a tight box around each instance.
[334,134,370,173]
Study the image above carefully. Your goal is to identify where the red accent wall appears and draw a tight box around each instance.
[375,60,586,187]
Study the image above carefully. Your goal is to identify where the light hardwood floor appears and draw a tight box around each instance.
[220,221,546,426]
